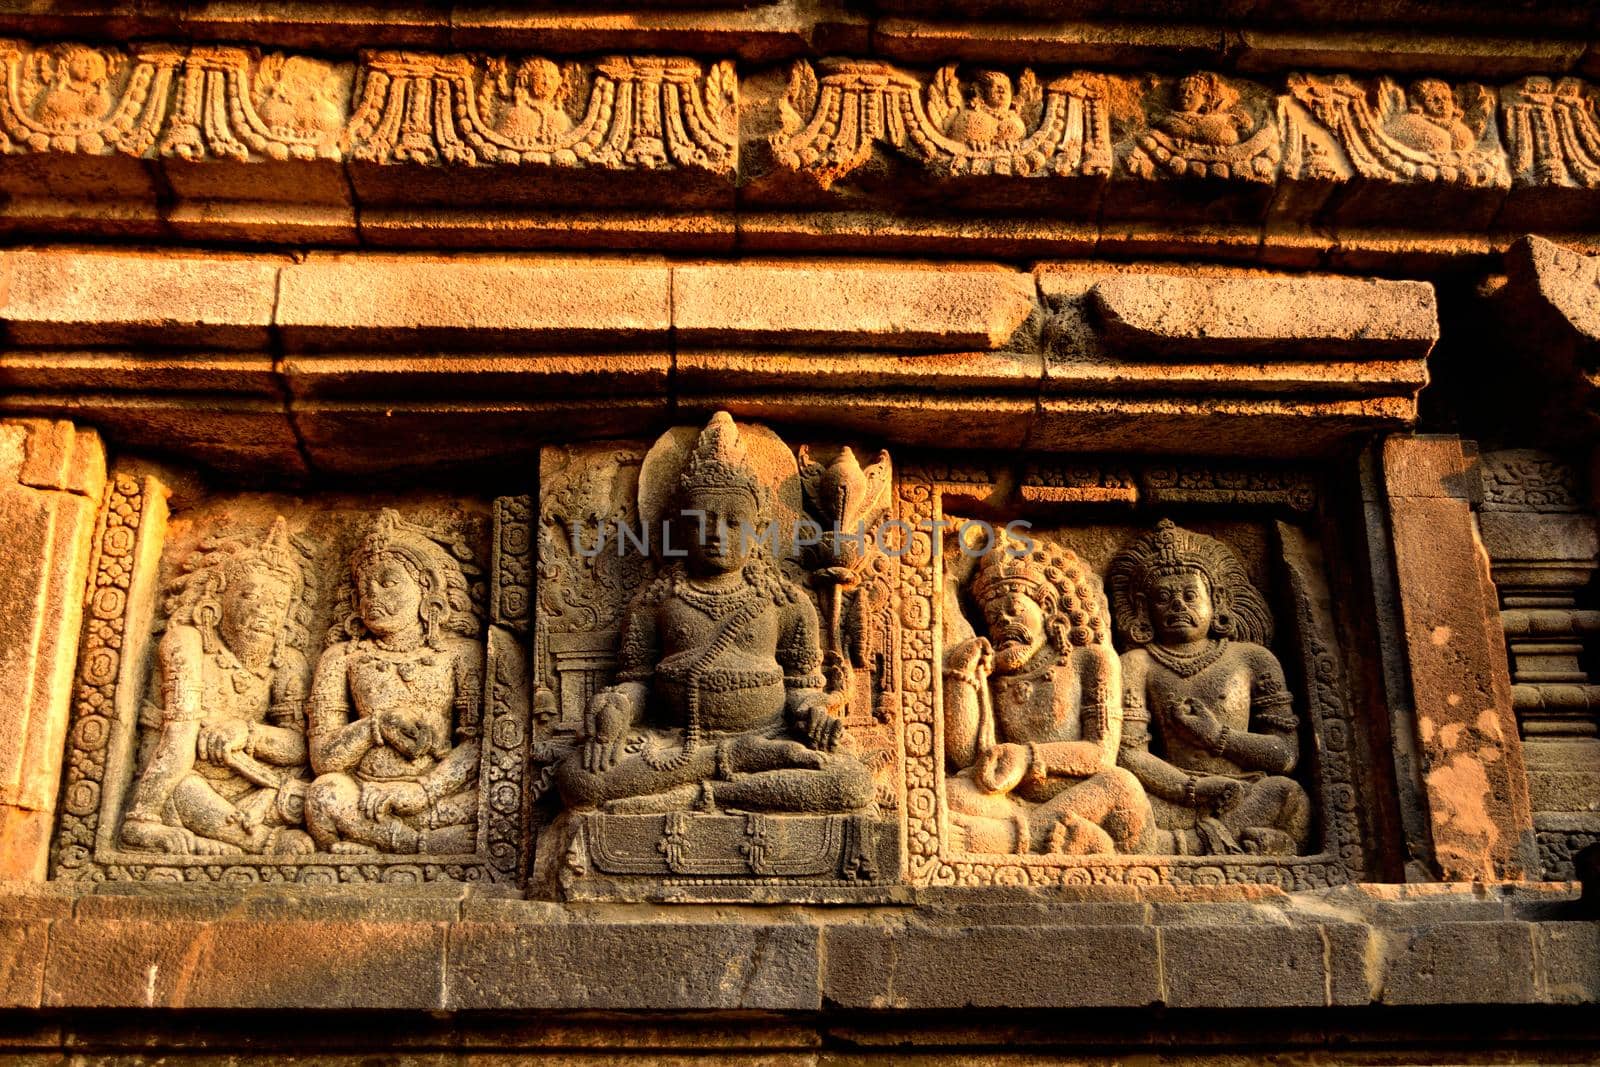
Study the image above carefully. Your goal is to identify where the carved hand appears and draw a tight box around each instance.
[1193,775,1245,815]
[360,780,428,821]
[197,719,250,764]
[1172,698,1225,750]
[790,693,843,752]
[975,742,1030,794]
[376,708,435,760]
[948,636,994,682]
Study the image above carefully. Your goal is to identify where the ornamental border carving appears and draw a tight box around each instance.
[10,35,1600,203]
[896,463,1368,889]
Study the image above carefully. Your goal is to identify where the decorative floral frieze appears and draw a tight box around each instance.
[0,37,736,177]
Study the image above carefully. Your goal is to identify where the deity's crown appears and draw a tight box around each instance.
[1146,518,1207,578]
[678,412,764,508]
[215,515,298,585]
[351,508,462,587]
[970,534,1053,606]
[1107,518,1273,646]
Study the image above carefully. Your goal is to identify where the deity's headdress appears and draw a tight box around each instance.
[341,509,482,648]
[675,411,768,514]
[970,533,1110,650]
[1107,519,1272,647]
[165,516,308,659]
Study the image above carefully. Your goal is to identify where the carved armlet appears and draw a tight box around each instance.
[268,701,306,730]
[1253,695,1298,734]
[785,670,827,690]
[1082,701,1110,740]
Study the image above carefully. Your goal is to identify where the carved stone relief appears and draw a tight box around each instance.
[1477,449,1600,879]
[532,414,899,898]
[53,485,534,884]
[902,463,1369,888]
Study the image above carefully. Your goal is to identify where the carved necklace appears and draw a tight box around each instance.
[676,574,756,617]
[1146,638,1228,678]
[211,641,271,695]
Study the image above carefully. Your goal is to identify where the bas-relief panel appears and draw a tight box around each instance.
[52,414,1374,896]
[54,485,535,884]
[899,464,1370,889]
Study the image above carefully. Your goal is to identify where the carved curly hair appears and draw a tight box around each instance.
[1107,519,1273,648]
[970,533,1112,651]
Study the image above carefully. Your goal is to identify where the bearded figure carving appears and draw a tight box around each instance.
[943,535,1154,855]
[121,518,315,856]
[1109,520,1312,856]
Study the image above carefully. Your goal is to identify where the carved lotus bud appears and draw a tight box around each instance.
[799,445,891,577]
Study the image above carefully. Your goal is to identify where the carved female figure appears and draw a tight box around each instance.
[304,510,483,854]
[1109,520,1311,856]
[121,517,314,856]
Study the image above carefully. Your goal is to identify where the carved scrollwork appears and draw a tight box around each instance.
[348,52,737,172]
[772,59,1111,188]
[0,38,179,156]
[161,46,350,162]
[1501,76,1600,188]
[1287,73,1508,187]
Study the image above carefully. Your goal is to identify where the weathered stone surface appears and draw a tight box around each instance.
[0,923,48,1009]
[41,920,445,1009]
[672,263,1038,351]
[275,255,672,351]
[1,250,281,349]
[1160,923,1329,1008]
[0,420,104,880]
[1383,436,1537,882]
[821,922,1161,1008]
[1085,274,1437,360]
[1378,921,1538,1005]
[447,920,820,1010]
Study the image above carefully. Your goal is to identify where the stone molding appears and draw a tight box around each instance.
[0,881,1589,1012]
[0,250,1437,476]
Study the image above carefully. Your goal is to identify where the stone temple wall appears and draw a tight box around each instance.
[1,1,1599,1063]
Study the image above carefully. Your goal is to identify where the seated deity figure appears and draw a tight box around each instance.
[555,412,874,815]
[1108,520,1312,856]
[943,535,1154,855]
[304,509,484,854]
[121,518,314,856]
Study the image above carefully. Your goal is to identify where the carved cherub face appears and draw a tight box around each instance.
[517,58,562,104]
[358,555,425,639]
[218,565,295,665]
[686,488,759,577]
[981,587,1048,674]
[974,72,1012,111]
[1148,570,1213,645]
[1412,79,1460,122]
[1176,74,1213,114]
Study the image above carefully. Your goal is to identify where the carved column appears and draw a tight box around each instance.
[1478,450,1600,878]
[1381,434,1537,882]
[0,419,104,879]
